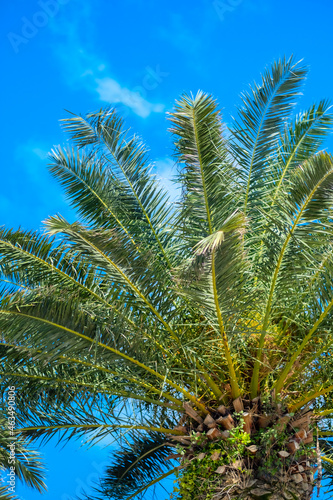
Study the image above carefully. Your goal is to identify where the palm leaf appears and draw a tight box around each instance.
[229,55,307,214]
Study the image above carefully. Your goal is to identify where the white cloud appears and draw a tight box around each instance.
[96,78,164,118]
[32,147,48,160]
[48,4,165,119]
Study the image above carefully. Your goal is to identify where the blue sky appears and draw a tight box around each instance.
[2,0,333,498]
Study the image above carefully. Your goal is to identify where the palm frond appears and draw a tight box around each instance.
[60,108,175,267]
[169,92,240,247]
[229,55,307,214]
[77,432,175,500]
[2,56,333,497]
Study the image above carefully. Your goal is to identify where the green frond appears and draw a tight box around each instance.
[60,108,175,267]
[230,55,307,213]
[44,215,178,325]
[0,487,20,500]
[74,432,174,500]
[49,146,139,249]
[2,56,333,497]
[169,92,240,246]
[0,227,111,307]
[251,152,333,397]
[273,99,333,197]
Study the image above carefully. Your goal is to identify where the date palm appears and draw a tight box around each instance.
[2,56,333,499]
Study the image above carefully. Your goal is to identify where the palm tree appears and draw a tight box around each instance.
[2,56,333,500]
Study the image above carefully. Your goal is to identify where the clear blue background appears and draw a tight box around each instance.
[1,0,333,498]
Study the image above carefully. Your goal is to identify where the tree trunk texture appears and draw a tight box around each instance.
[170,400,316,500]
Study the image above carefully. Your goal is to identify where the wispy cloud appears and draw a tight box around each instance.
[32,147,48,160]
[48,3,166,118]
[96,78,164,118]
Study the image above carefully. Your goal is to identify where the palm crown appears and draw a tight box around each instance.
[2,56,333,499]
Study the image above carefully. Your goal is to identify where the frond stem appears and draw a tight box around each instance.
[289,384,333,412]
[212,250,240,399]
[274,295,333,395]
[251,165,333,398]
[0,310,207,413]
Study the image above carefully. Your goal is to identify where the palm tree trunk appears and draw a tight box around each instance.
[171,401,316,500]
[176,466,314,500]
